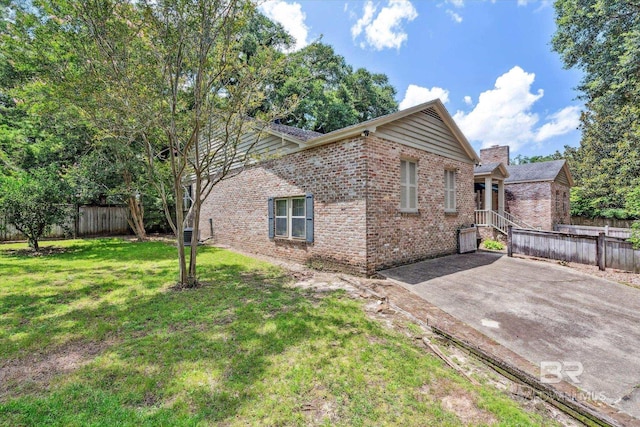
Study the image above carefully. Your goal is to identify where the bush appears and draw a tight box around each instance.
[483,239,504,251]
[629,222,640,250]
[0,169,71,251]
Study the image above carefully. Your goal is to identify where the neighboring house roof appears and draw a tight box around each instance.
[474,162,509,179]
[262,99,480,165]
[268,122,323,142]
[505,160,574,186]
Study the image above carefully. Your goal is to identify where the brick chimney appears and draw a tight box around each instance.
[480,145,510,165]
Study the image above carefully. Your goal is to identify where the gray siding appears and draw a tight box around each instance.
[375,108,473,164]
[556,167,571,186]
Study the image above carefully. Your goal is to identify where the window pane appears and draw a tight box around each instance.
[276,199,287,216]
[292,198,305,217]
[275,218,287,236]
[400,184,407,208]
[409,186,417,209]
[409,162,416,185]
[291,218,305,238]
[400,160,407,184]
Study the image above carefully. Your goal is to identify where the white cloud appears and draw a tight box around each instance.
[534,106,581,142]
[463,95,473,105]
[351,0,418,50]
[447,0,464,8]
[259,1,309,52]
[399,84,450,110]
[446,9,463,23]
[453,66,580,152]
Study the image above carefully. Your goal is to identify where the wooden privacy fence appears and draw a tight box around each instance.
[1,205,131,241]
[554,224,632,239]
[507,227,640,273]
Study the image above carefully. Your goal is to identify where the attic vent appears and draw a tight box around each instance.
[422,108,443,122]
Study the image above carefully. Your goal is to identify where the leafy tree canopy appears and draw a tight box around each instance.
[552,0,640,219]
[270,41,398,133]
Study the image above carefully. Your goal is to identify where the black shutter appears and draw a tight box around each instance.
[305,193,314,243]
[268,197,274,239]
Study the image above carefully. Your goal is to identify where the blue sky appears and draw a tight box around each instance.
[259,0,584,158]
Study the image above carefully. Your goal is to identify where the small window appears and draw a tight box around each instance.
[400,159,417,211]
[563,192,567,214]
[444,170,456,212]
[274,197,306,239]
[556,190,560,214]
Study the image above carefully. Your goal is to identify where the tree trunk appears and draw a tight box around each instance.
[126,195,147,241]
[175,182,188,286]
[188,176,201,281]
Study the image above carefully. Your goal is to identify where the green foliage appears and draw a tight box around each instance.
[0,239,553,425]
[629,222,640,250]
[552,0,640,219]
[482,239,504,251]
[270,41,398,133]
[511,152,564,165]
[0,169,72,250]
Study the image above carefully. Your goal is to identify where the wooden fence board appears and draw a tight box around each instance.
[555,224,632,239]
[510,228,639,273]
[1,206,130,242]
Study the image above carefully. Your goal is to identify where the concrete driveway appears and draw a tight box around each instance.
[381,252,640,419]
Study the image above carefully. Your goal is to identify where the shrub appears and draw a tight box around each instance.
[629,222,640,250]
[483,239,504,251]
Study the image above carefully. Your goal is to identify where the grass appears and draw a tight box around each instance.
[0,238,553,426]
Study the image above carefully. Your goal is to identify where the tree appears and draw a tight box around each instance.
[270,42,398,133]
[0,168,71,251]
[6,0,290,286]
[511,152,564,165]
[552,0,640,218]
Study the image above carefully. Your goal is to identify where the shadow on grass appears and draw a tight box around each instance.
[0,245,355,425]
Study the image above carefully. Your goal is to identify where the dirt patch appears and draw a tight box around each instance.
[1,247,70,257]
[298,385,337,426]
[442,394,498,425]
[0,339,112,400]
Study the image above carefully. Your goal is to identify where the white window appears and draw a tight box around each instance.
[445,169,456,212]
[400,159,417,211]
[275,197,306,239]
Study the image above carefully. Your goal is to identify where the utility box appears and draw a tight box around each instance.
[183,227,193,246]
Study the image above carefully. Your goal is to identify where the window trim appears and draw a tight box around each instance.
[400,159,418,212]
[274,196,306,240]
[444,169,457,213]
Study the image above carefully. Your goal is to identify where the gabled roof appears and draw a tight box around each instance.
[297,99,480,164]
[474,162,509,179]
[505,160,574,186]
[267,122,323,142]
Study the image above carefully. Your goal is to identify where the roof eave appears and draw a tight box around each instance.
[303,99,481,165]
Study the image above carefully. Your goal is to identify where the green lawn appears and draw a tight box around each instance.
[0,238,552,426]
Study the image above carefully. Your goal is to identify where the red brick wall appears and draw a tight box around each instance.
[506,182,551,229]
[199,137,369,273]
[365,136,475,272]
[551,182,571,227]
[479,146,509,165]
[505,181,571,230]
[200,135,476,275]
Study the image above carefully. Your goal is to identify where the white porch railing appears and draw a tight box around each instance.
[475,210,530,235]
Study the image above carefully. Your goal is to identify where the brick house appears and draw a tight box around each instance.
[474,145,573,233]
[199,99,480,275]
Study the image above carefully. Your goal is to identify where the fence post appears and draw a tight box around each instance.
[597,232,606,271]
[507,225,513,257]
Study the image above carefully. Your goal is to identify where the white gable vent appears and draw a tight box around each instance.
[422,108,443,122]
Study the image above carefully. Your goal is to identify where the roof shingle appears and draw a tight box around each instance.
[268,123,323,142]
[505,160,567,183]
